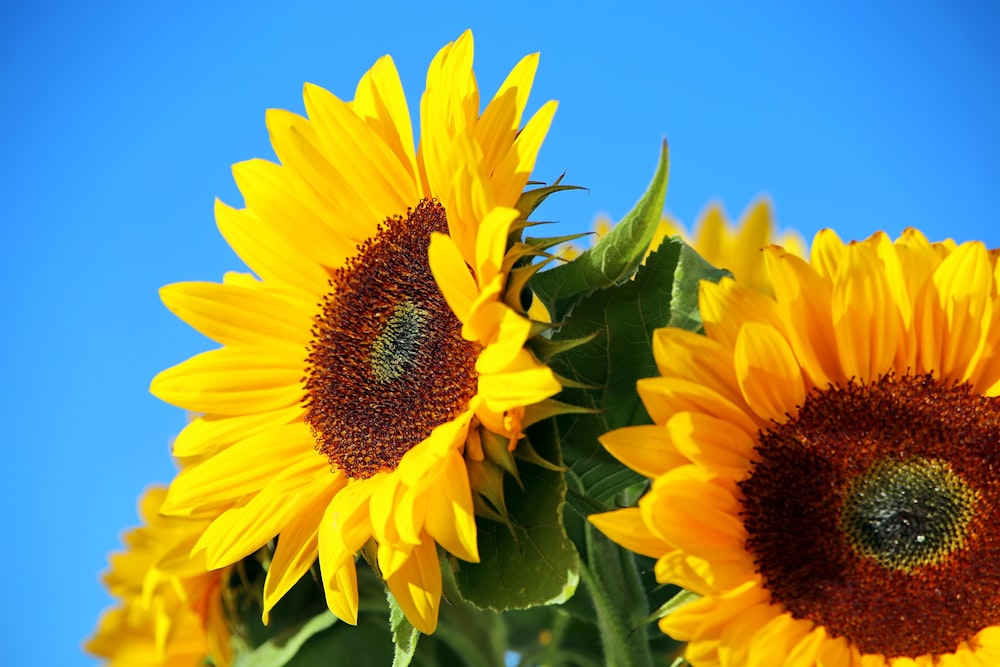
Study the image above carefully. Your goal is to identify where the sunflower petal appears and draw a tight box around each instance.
[424,450,479,562]
[385,537,442,635]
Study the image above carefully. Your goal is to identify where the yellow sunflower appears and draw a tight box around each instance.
[87,486,231,666]
[151,31,561,634]
[591,228,1000,666]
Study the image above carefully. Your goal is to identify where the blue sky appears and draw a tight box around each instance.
[3,1,999,664]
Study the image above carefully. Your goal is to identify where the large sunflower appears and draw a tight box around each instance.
[591,229,1000,666]
[87,486,231,666]
[151,31,561,634]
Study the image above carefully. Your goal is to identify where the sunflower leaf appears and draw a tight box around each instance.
[387,590,421,667]
[667,236,732,334]
[529,141,670,322]
[232,613,337,667]
[454,419,580,612]
[545,237,731,502]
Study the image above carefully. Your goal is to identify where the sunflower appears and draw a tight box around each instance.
[590,229,1000,666]
[151,31,561,635]
[86,486,231,666]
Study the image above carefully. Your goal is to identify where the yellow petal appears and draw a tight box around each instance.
[385,536,442,635]
[428,231,478,320]
[475,307,533,375]
[810,228,847,282]
[918,241,994,381]
[661,580,767,642]
[150,345,303,415]
[196,458,333,568]
[652,327,747,411]
[323,559,360,625]
[231,158,362,268]
[645,472,746,561]
[424,450,479,562]
[637,377,760,435]
[264,107,382,242]
[215,199,327,296]
[302,82,417,218]
[765,248,842,388]
[666,412,756,481]
[815,634,856,667]
[172,406,303,459]
[477,350,560,412]
[598,424,689,479]
[733,322,805,423]
[163,423,318,515]
[378,540,415,581]
[589,508,670,559]
[492,99,558,208]
[746,613,811,667]
[475,206,520,286]
[261,485,336,623]
[370,474,407,552]
[159,281,313,347]
[700,277,783,352]
[351,55,419,189]
[832,241,903,380]
[319,476,378,571]
[475,52,539,177]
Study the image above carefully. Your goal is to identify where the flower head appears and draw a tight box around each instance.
[151,31,561,634]
[592,229,1000,665]
[86,486,231,666]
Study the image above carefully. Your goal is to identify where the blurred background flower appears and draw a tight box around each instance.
[4,2,999,664]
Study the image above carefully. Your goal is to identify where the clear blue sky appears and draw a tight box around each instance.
[3,1,998,664]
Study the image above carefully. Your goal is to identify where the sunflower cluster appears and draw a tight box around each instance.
[89,29,999,667]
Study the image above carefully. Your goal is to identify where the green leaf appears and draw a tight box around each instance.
[233,613,337,667]
[387,590,421,667]
[530,141,670,322]
[546,237,731,502]
[666,238,732,333]
[454,420,580,612]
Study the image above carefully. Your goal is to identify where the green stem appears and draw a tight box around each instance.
[582,524,654,667]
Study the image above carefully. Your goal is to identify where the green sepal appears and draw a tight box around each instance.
[387,589,421,667]
[642,588,701,626]
[545,236,731,503]
[455,419,580,612]
[480,429,520,480]
[467,457,511,525]
[522,231,593,252]
[514,177,586,222]
[527,331,600,363]
[520,398,596,430]
[529,141,670,323]
[511,435,564,472]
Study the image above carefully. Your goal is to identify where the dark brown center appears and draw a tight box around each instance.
[739,372,1000,658]
[303,199,481,480]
